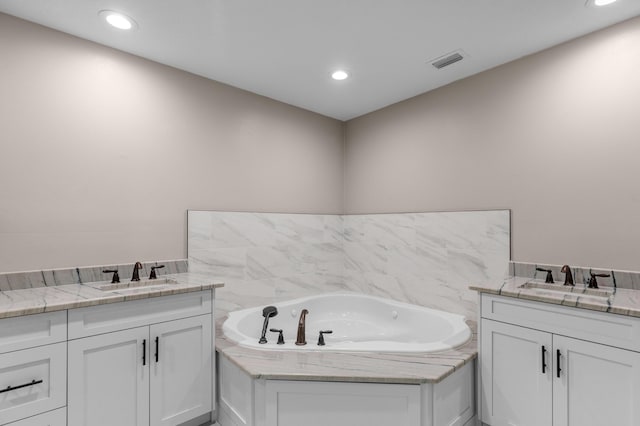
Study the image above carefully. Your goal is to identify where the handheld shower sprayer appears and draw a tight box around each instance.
[259,306,278,344]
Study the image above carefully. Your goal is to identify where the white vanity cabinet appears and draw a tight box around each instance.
[0,312,67,426]
[479,294,640,426]
[67,290,214,426]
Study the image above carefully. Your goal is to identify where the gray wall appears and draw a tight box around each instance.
[0,14,345,272]
[345,16,640,271]
[4,11,640,273]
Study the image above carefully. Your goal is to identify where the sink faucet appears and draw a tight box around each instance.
[295,309,309,346]
[561,265,574,286]
[131,262,143,281]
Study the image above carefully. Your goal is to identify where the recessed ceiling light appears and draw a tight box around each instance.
[331,70,349,81]
[99,10,137,30]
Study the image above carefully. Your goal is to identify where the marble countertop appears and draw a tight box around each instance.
[0,272,224,319]
[215,319,477,384]
[471,276,640,318]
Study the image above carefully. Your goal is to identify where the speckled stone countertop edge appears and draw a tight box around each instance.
[470,276,640,318]
[0,272,224,320]
[214,318,478,385]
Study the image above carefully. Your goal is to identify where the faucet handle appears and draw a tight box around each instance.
[102,269,120,284]
[536,268,554,284]
[269,328,285,345]
[588,272,611,289]
[560,265,574,286]
[149,265,165,280]
[317,330,333,346]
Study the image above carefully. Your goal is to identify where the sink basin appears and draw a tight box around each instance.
[519,281,614,299]
[98,278,177,292]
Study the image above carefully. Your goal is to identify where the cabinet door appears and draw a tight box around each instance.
[553,335,640,426]
[480,319,552,426]
[150,315,212,426]
[68,327,150,426]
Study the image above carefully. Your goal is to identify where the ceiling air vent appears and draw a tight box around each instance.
[430,51,464,70]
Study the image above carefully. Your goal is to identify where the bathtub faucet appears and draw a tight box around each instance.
[259,306,278,344]
[295,309,309,346]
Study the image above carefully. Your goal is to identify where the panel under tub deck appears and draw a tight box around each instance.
[264,380,421,426]
[219,355,254,426]
[432,361,475,426]
[217,352,476,426]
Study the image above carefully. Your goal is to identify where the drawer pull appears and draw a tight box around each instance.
[0,379,43,394]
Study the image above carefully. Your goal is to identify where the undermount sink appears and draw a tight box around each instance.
[98,278,177,292]
[519,281,614,299]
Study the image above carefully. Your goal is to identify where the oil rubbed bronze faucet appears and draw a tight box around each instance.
[149,264,165,280]
[295,309,309,346]
[561,265,574,286]
[588,272,611,289]
[259,306,278,344]
[536,267,554,284]
[131,261,143,281]
[103,269,120,283]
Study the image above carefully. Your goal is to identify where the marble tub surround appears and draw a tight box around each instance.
[189,211,349,317]
[0,259,188,291]
[343,210,510,320]
[0,271,223,320]
[511,261,640,290]
[470,275,640,318]
[188,210,510,320]
[216,318,478,384]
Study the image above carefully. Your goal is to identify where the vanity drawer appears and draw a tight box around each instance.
[0,343,66,425]
[68,290,212,339]
[4,407,66,426]
[0,312,66,354]
[481,294,640,352]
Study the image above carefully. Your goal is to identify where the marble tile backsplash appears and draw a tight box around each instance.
[511,261,640,290]
[0,260,188,291]
[188,210,511,319]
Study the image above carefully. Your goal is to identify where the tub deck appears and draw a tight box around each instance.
[216,318,477,384]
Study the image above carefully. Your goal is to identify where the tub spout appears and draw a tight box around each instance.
[295,309,309,346]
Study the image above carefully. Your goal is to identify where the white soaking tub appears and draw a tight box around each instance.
[222,292,471,353]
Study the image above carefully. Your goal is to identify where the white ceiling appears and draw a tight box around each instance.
[1,0,640,121]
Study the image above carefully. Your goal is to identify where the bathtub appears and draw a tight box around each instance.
[222,292,471,353]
